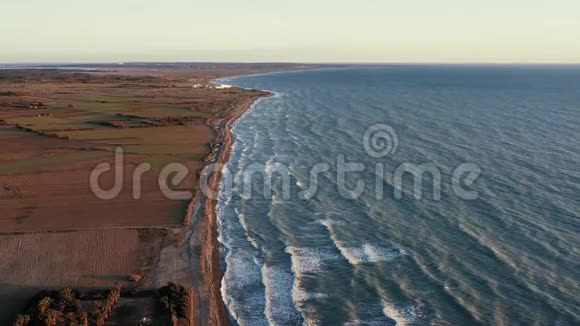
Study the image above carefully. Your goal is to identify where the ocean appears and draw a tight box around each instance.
[216,66,580,325]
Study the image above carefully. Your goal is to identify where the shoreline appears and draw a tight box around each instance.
[197,89,272,325]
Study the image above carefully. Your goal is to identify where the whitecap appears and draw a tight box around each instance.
[382,302,419,326]
[319,219,407,265]
[337,243,408,265]
[286,246,342,275]
[261,263,303,325]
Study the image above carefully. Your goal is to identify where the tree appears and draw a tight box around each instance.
[37,297,52,316]
[14,314,31,326]
[44,310,61,326]
[158,282,190,320]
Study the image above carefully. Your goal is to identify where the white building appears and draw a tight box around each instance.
[193,83,232,89]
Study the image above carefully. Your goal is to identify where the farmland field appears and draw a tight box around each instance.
[0,69,263,231]
[0,228,167,323]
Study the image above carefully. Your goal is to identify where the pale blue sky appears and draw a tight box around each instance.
[2,0,579,63]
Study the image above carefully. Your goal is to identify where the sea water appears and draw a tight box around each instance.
[216,65,580,325]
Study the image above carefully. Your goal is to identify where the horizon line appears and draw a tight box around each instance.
[2,61,580,66]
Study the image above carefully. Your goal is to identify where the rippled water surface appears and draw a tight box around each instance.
[216,66,580,325]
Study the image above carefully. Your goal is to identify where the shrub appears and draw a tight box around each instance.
[14,314,31,326]
[158,282,189,320]
[129,273,142,283]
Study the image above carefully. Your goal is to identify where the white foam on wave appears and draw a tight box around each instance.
[344,320,392,326]
[235,125,260,165]
[339,243,408,265]
[320,219,408,265]
[381,301,418,326]
[296,179,305,190]
[285,246,340,324]
[265,156,275,176]
[220,249,267,325]
[261,263,303,325]
[223,250,262,289]
[265,158,291,177]
[342,301,398,326]
[219,163,235,205]
[286,246,341,276]
[342,300,419,325]
[318,218,347,227]
[237,212,260,250]
[233,151,248,187]
[217,191,269,325]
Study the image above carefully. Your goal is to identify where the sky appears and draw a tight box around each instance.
[2,0,580,63]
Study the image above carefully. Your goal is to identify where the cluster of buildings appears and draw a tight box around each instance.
[192,83,232,90]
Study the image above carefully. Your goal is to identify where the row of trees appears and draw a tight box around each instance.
[15,288,87,326]
[92,282,122,326]
[14,281,190,325]
[14,283,122,326]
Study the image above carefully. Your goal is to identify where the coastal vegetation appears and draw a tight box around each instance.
[158,282,190,324]
[12,282,194,325]
[92,282,122,326]
[15,288,90,326]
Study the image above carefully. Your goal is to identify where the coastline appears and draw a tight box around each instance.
[197,89,272,325]
[0,64,338,323]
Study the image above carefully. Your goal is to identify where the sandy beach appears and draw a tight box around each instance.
[199,95,268,325]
